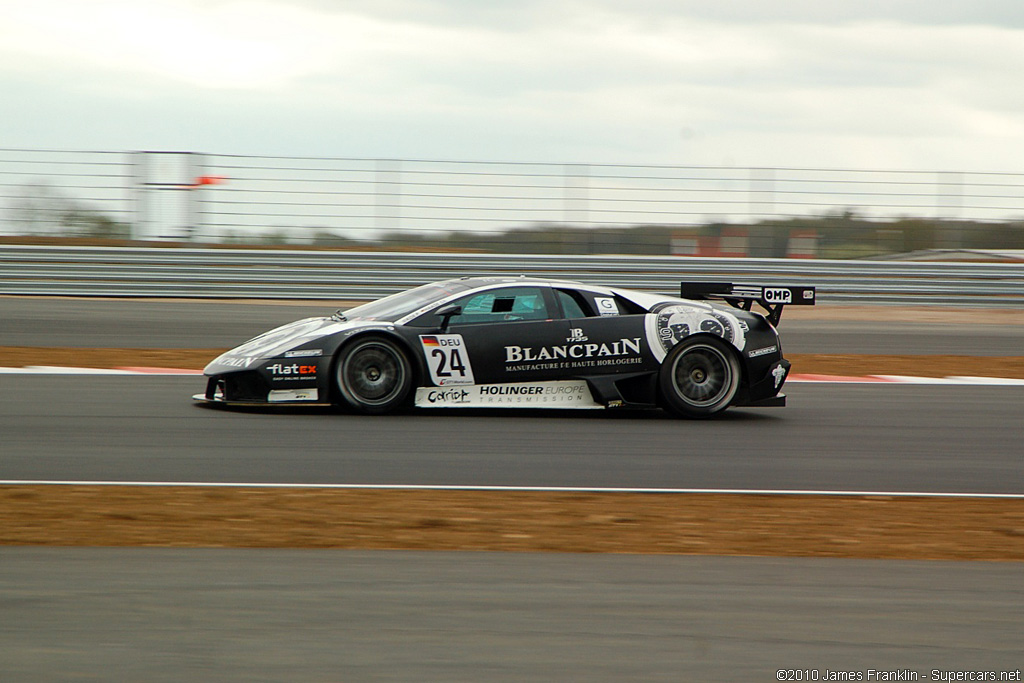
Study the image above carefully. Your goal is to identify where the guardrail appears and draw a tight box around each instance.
[2,245,1023,305]
[4,149,1024,258]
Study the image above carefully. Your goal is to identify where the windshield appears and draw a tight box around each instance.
[341,280,476,322]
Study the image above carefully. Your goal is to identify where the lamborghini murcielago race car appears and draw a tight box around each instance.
[194,278,814,418]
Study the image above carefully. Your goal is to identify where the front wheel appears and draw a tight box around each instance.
[334,336,413,414]
[659,337,741,418]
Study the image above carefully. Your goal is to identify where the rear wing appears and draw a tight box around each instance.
[679,282,815,326]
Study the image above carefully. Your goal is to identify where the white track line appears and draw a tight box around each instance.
[1,366,1023,384]
[0,366,137,374]
[0,366,201,375]
[2,480,1022,499]
[788,374,1024,385]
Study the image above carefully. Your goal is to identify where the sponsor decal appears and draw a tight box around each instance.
[505,337,642,363]
[803,289,815,301]
[400,300,446,323]
[420,334,476,386]
[342,324,394,338]
[414,380,601,409]
[480,385,545,396]
[646,305,747,362]
[502,337,645,373]
[266,363,317,376]
[422,388,472,405]
[266,363,318,382]
[567,328,588,342]
[772,364,788,388]
[748,345,779,358]
[763,287,793,304]
[268,388,320,402]
[699,318,725,336]
[595,297,619,316]
[284,349,323,358]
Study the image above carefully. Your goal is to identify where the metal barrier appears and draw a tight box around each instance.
[2,245,1023,305]
[3,149,1024,258]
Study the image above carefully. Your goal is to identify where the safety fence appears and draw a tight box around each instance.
[2,148,1023,258]
[2,245,1022,305]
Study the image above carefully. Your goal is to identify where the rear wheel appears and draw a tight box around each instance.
[659,336,740,418]
[334,336,412,414]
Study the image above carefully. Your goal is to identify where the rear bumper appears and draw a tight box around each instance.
[734,358,790,407]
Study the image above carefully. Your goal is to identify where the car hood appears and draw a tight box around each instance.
[205,316,383,372]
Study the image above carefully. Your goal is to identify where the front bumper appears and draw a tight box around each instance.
[194,372,329,406]
[202,372,268,402]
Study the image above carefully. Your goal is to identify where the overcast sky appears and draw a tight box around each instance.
[2,0,1022,171]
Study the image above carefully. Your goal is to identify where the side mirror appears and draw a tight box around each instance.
[435,304,462,332]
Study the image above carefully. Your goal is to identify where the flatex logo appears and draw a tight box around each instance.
[567,328,588,342]
[266,363,317,376]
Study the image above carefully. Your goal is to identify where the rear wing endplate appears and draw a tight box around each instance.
[679,282,815,326]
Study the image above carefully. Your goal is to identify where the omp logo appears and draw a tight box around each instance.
[763,288,793,304]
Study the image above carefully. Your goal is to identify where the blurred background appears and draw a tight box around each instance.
[1,148,1022,259]
[2,1,1022,261]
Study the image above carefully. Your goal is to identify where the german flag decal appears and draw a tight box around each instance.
[419,334,475,386]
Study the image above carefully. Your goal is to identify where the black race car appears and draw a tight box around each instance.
[194,277,814,418]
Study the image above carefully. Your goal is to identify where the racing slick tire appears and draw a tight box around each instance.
[333,336,413,414]
[659,336,741,418]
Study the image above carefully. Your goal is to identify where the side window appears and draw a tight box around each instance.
[587,293,646,316]
[610,295,648,315]
[449,287,551,325]
[555,289,643,318]
[556,289,592,319]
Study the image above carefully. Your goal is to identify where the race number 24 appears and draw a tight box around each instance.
[420,334,476,386]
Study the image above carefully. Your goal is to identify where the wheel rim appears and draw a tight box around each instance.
[671,343,733,408]
[341,342,405,405]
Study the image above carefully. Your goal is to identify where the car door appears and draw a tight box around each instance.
[428,285,572,385]
[551,287,658,376]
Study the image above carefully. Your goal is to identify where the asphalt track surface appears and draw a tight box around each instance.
[3,296,1023,680]
[2,375,1022,494]
[3,295,1024,355]
[2,549,1022,682]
